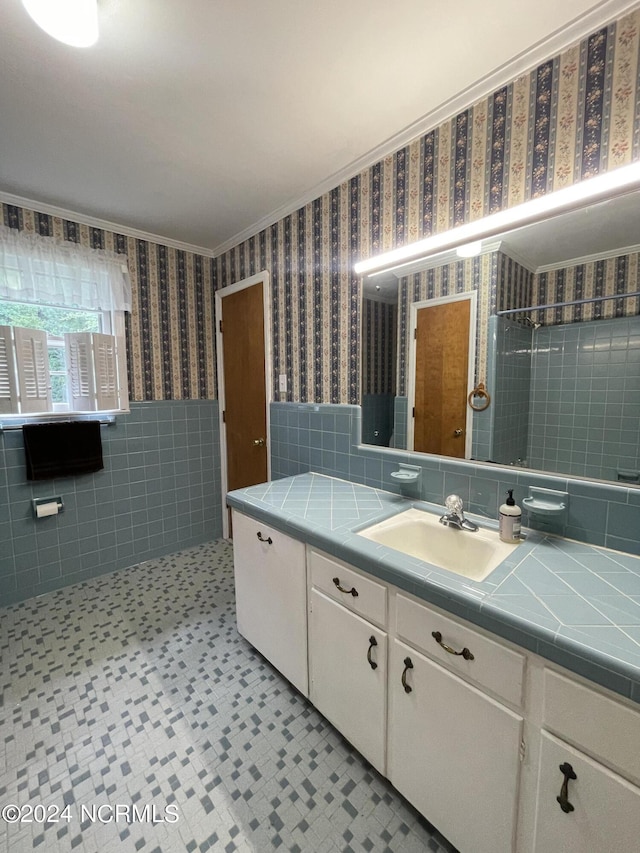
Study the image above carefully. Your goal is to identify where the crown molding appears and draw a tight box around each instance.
[212,0,640,258]
[535,242,640,273]
[0,189,216,258]
[499,247,538,274]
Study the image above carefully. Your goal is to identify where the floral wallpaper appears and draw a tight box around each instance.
[531,251,640,325]
[3,10,639,409]
[215,9,640,405]
[1,204,216,402]
[362,298,396,396]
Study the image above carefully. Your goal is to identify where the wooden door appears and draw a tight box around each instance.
[414,299,470,457]
[220,281,268,492]
[309,588,387,775]
[388,639,523,853]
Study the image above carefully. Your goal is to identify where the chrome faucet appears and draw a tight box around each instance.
[439,494,478,532]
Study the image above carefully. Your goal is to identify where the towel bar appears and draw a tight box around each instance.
[0,416,116,432]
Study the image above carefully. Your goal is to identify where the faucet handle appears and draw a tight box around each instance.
[445,494,464,515]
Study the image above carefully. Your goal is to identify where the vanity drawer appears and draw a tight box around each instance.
[543,669,640,784]
[308,549,387,628]
[395,593,525,708]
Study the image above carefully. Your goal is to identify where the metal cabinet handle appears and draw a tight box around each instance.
[367,636,378,670]
[401,656,413,693]
[432,630,475,661]
[332,577,358,597]
[557,762,577,813]
[253,438,265,446]
[256,532,272,544]
[453,428,463,437]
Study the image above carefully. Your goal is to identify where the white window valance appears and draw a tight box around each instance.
[0,225,131,313]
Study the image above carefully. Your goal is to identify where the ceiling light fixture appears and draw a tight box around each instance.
[354,161,640,277]
[22,0,99,48]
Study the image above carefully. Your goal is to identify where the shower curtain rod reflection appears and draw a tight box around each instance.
[497,290,640,316]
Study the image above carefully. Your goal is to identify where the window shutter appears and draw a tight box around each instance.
[93,333,119,410]
[65,332,96,411]
[13,327,52,414]
[0,325,19,415]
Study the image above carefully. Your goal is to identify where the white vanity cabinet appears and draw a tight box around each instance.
[533,731,640,852]
[307,550,388,775]
[230,512,640,853]
[531,668,640,852]
[231,510,308,695]
[388,595,525,853]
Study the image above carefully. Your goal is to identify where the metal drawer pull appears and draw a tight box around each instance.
[332,577,358,597]
[432,630,475,661]
[401,656,413,693]
[557,762,577,813]
[256,532,272,544]
[367,636,378,670]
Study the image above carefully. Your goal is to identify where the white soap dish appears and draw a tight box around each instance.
[391,470,420,482]
[522,497,566,516]
[523,487,568,518]
[390,464,421,488]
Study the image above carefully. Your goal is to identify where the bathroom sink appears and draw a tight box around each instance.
[357,508,521,581]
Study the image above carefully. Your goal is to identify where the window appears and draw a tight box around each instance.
[0,225,130,419]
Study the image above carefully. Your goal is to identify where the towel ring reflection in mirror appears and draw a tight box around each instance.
[468,382,491,411]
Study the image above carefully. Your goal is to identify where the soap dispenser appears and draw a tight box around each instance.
[499,489,521,543]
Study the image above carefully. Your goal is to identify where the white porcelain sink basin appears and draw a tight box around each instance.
[357,508,521,581]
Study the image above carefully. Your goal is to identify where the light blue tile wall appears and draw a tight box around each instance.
[270,401,640,556]
[471,405,493,463]
[0,400,222,606]
[471,320,495,463]
[392,396,408,450]
[527,317,640,481]
[492,317,532,465]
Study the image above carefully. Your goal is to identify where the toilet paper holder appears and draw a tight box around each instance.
[32,496,64,519]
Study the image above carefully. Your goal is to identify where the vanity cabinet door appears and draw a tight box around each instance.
[309,588,387,775]
[231,510,308,696]
[388,639,523,853]
[533,731,640,853]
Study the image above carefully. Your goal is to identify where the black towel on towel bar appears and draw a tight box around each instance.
[23,421,104,480]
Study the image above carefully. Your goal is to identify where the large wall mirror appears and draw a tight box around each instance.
[360,185,640,487]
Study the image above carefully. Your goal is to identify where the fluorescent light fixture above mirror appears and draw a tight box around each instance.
[354,161,640,277]
[456,240,483,258]
[22,0,99,48]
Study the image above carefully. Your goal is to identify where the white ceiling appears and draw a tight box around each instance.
[0,0,636,255]
[499,189,640,270]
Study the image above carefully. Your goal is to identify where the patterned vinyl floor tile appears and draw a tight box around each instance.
[0,541,457,853]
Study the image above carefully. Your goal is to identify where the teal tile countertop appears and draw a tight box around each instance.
[227,473,640,704]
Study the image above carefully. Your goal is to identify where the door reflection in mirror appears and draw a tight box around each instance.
[409,294,474,459]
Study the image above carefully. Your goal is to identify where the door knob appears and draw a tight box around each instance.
[253,438,265,447]
[453,429,463,437]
